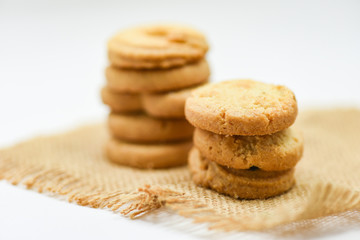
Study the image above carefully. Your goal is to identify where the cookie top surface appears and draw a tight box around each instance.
[108,24,208,69]
[185,80,298,135]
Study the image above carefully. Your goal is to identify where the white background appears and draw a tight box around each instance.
[0,0,360,239]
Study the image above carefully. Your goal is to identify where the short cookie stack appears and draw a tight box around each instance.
[185,80,304,199]
[102,24,210,169]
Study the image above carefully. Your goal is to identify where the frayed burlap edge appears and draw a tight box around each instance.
[1,154,359,233]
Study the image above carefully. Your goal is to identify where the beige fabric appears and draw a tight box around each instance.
[1,109,360,234]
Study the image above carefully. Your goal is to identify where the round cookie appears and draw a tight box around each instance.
[108,24,208,69]
[188,148,295,199]
[142,83,207,119]
[185,80,298,135]
[194,127,303,171]
[108,113,194,143]
[108,52,191,70]
[101,87,142,113]
[106,138,192,169]
[106,59,209,93]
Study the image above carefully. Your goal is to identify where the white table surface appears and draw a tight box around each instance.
[1,0,360,239]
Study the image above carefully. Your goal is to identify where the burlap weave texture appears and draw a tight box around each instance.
[1,109,360,233]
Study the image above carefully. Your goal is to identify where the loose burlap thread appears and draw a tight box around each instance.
[1,109,360,235]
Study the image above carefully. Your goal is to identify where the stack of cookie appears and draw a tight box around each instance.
[102,24,210,169]
[185,80,304,199]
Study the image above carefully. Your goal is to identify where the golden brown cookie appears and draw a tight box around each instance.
[194,128,303,171]
[108,113,194,143]
[106,138,192,169]
[185,80,298,135]
[188,148,295,199]
[106,59,209,93]
[142,83,207,119]
[101,87,142,113]
[108,52,191,70]
[108,24,209,69]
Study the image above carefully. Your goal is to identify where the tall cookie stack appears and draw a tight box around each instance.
[102,24,210,169]
[185,80,304,199]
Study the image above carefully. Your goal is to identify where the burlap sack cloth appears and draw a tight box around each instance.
[1,109,360,235]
